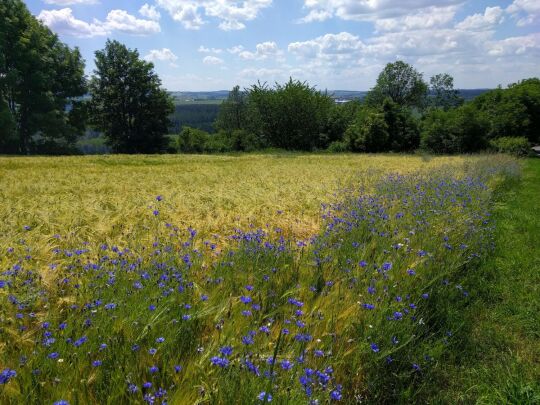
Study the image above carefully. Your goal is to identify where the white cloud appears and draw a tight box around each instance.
[227,45,245,54]
[198,46,223,54]
[288,32,363,59]
[139,3,161,21]
[374,6,458,32]
[488,33,540,56]
[44,0,98,5]
[37,8,160,37]
[507,0,540,26]
[300,0,463,22]
[203,55,224,65]
[103,9,161,35]
[144,48,178,62]
[37,8,107,37]
[238,41,282,60]
[455,6,504,31]
[156,0,272,30]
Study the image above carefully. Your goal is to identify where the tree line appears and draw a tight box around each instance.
[1,0,539,156]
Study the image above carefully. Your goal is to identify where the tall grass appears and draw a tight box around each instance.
[0,154,520,404]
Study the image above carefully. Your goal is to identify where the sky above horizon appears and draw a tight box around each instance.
[25,0,540,91]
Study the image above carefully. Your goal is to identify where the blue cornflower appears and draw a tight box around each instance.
[280,359,293,370]
[240,295,252,304]
[128,383,138,393]
[257,391,272,402]
[153,210,159,216]
[174,365,182,373]
[149,365,159,373]
[53,401,69,405]
[330,389,342,401]
[143,382,152,389]
[104,303,116,310]
[363,303,375,310]
[370,343,380,353]
[242,335,254,345]
[149,348,157,355]
[210,356,229,368]
[156,337,165,343]
[219,346,233,356]
[393,311,403,320]
[156,195,163,201]
[412,363,421,371]
[0,368,17,384]
[92,360,102,367]
[407,269,416,276]
[48,352,59,359]
[148,305,156,311]
[314,350,324,358]
[421,293,429,299]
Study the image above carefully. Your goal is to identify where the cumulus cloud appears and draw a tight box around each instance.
[238,41,282,60]
[198,46,223,54]
[38,8,160,37]
[300,0,463,22]
[156,0,272,30]
[506,0,540,26]
[455,6,504,31]
[103,9,161,35]
[139,3,161,21]
[227,45,245,54]
[144,48,178,62]
[37,8,107,37]
[44,0,98,5]
[374,6,458,32]
[203,55,224,65]
[488,33,540,56]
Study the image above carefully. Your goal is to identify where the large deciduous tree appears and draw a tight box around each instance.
[89,40,174,154]
[0,0,86,154]
[429,73,463,110]
[366,61,428,109]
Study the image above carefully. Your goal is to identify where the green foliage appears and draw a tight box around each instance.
[176,127,237,153]
[169,103,220,133]
[489,136,530,157]
[0,0,86,154]
[382,98,420,151]
[320,100,362,146]
[326,140,349,153]
[89,40,174,154]
[246,79,335,150]
[366,60,428,109]
[421,104,489,154]
[345,108,389,152]
[473,78,540,143]
[215,85,248,132]
[429,73,463,110]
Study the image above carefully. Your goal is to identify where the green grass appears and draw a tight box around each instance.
[426,158,540,404]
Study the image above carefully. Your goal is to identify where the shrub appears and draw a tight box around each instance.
[327,140,349,153]
[345,110,389,152]
[489,136,530,157]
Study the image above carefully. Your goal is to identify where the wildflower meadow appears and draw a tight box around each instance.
[0,154,530,404]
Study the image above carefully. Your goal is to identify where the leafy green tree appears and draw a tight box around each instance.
[421,104,488,153]
[381,98,420,151]
[89,40,174,153]
[429,73,463,110]
[321,100,361,147]
[246,79,334,150]
[472,78,540,143]
[366,61,428,109]
[215,85,248,132]
[0,0,86,154]
[345,108,389,152]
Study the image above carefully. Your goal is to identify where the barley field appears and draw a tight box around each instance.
[0,154,523,404]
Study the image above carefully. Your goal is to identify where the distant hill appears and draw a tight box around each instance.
[168,89,491,103]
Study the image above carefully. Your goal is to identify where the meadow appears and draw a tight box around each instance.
[0,153,536,404]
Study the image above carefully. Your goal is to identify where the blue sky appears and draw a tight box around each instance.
[26,0,540,91]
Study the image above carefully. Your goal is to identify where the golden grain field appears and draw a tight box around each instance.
[0,153,486,266]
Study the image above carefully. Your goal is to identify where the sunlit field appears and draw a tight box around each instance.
[0,154,485,262]
[0,154,523,404]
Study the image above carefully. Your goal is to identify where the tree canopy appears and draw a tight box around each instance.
[0,0,86,154]
[366,61,428,109]
[88,40,174,154]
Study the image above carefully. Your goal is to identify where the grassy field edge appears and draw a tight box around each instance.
[429,158,540,404]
